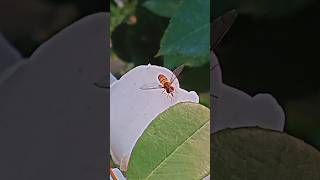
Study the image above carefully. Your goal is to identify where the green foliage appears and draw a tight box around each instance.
[127,102,210,179]
[212,128,320,180]
[142,0,182,18]
[158,0,210,68]
[111,0,210,104]
[112,7,168,65]
[110,1,136,34]
[179,63,210,93]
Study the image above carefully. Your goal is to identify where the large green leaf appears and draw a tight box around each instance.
[142,0,182,18]
[158,0,210,67]
[212,128,320,180]
[127,102,210,180]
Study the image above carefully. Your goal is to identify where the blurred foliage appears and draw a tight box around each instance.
[179,63,210,93]
[111,0,210,106]
[110,0,136,34]
[111,6,167,66]
[199,93,210,107]
[214,1,320,149]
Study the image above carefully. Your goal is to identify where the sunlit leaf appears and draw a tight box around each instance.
[127,102,210,179]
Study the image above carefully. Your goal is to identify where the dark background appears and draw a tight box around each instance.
[0,0,109,57]
[213,0,320,150]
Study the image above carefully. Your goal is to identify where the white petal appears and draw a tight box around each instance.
[110,64,199,170]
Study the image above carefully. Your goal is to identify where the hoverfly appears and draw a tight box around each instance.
[140,64,185,97]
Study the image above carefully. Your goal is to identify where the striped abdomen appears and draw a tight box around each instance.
[158,74,169,85]
[158,74,174,94]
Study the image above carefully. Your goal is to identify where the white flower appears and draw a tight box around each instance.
[110,64,199,171]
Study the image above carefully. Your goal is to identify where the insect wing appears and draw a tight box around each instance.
[140,83,162,90]
[170,64,185,83]
[212,9,238,50]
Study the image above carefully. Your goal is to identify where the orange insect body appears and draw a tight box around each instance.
[158,74,175,95]
[140,64,185,97]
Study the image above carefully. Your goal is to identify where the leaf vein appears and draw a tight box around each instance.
[144,120,209,179]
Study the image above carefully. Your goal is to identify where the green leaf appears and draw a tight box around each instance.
[163,54,209,69]
[142,0,182,18]
[127,102,210,180]
[158,0,210,67]
[212,128,320,180]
